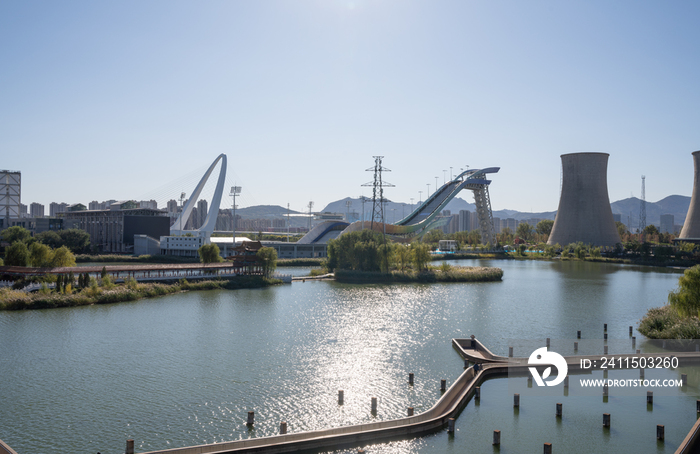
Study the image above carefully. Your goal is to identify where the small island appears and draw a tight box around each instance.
[324,230,503,284]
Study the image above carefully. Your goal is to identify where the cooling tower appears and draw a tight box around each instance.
[547,152,621,247]
[679,151,700,239]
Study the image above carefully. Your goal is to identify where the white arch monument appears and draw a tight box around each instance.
[170,153,227,238]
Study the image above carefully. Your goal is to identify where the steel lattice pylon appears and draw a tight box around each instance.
[362,156,394,231]
[471,185,495,245]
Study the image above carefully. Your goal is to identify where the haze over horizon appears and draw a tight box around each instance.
[2,1,699,214]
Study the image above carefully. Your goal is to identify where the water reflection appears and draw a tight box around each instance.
[0,260,693,454]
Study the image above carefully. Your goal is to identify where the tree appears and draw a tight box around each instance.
[616,221,629,239]
[536,219,554,236]
[643,225,659,236]
[326,230,384,272]
[516,223,534,242]
[4,241,29,266]
[411,243,431,272]
[257,247,278,277]
[35,231,63,249]
[49,246,76,267]
[29,242,53,267]
[1,226,31,244]
[394,245,412,271]
[422,229,444,245]
[198,243,223,263]
[58,229,91,253]
[669,265,700,317]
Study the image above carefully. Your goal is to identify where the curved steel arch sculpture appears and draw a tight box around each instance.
[170,153,227,237]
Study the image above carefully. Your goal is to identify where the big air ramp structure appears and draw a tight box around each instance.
[679,150,700,240]
[547,152,621,247]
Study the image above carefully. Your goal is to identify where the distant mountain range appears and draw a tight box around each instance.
[236,195,692,229]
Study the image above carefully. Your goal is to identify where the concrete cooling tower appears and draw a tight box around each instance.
[679,150,700,239]
[547,152,621,247]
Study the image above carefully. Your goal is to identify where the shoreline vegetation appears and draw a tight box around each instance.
[638,265,700,339]
[334,266,503,284]
[0,276,279,311]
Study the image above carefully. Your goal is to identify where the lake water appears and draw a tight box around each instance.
[0,259,696,454]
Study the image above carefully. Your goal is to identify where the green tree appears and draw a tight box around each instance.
[422,228,444,244]
[643,224,659,236]
[4,241,29,266]
[49,246,76,267]
[326,230,384,272]
[28,242,53,267]
[669,265,700,317]
[57,229,91,253]
[35,230,63,249]
[198,243,223,263]
[616,221,629,238]
[394,245,412,271]
[1,226,31,244]
[536,219,554,236]
[516,223,534,242]
[411,243,431,272]
[256,247,278,277]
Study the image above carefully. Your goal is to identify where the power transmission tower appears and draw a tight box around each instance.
[362,156,394,231]
[639,175,646,238]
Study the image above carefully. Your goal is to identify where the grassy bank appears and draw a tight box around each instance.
[637,305,700,339]
[334,266,503,284]
[75,254,199,264]
[431,252,508,260]
[0,276,279,311]
[277,258,325,267]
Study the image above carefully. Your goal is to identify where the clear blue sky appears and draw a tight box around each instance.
[2,1,699,214]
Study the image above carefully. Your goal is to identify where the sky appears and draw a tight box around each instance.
[2,1,699,215]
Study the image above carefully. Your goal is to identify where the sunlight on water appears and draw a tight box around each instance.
[0,260,694,453]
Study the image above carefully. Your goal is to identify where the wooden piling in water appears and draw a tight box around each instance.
[657,425,664,440]
[475,386,481,399]
[447,418,455,433]
[603,384,608,396]
[682,374,688,385]
[564,376,569,388]
[280,422,287,434]
[546,338,550,348]
[604,323,607,332]
[407,407,414,416]
[493,430,501,445]
[629,326,633,336]
[441,379,446,392]
[514,394,520,407]
[603,413,610,428]
[126,439,135,454]
[371,397,377,413]
[647,391,653,405]
[338,390,344,405]
[604,345,608,355]
[544,442,552,454]
[577,330,581,339]
[604,333,608,341]
[509,346,513,357]
[247,411,255,426]
[556,403,562,417]
[409,373,414,385]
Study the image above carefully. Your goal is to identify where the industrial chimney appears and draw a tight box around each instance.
[679,151,700,239]
[547,152,621,247]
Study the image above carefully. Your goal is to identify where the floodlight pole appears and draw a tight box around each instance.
[230,185,242,246]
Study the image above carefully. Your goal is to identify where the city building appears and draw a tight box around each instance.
[63,203,169,253]
[660,214,674,234]
[49,202,68,217]
[0,170,21,229]
[30,202,44,218]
